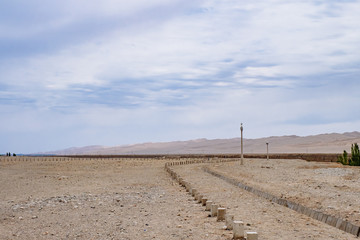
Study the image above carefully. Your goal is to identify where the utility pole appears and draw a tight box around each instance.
[240,123,244,165]
[266,142,269,160]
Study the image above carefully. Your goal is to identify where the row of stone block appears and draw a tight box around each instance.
[1,156,239,164]
[0,157,96,162]
[203,167,360,237]
[0,157,73,162]
[164,158,239,168]
[0,157,165,162]
[165,163,258,239]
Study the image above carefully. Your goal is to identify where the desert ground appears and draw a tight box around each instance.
[1,157,359,239]
[0,158,232,240]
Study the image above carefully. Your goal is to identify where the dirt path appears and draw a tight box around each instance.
[210,159,360,224]
[0,159,231,240]
[174,163,358,240]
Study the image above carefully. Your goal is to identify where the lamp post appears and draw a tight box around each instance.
[240,123,244,165]
[266,142,269,160]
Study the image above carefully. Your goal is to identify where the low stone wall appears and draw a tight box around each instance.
[165,158,360,237]
[203,167,360,237]
[165,158,258,240]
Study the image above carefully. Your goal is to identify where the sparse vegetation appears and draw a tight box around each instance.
[338,143,360,166]
[5,152,16,156]
[338,150,348,165]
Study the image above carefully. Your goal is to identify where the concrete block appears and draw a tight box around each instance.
[321,214,328,223]
[317,213,324,221]
[313,211,320,220]
[300,206,307,214]
[303,207,309,215]
[191,188,197,197]
[345,222,353,233]
[336,218,343,228]
[233,221,244,239]
[205,201,213,211]
[329,216,338,227]
[326,216,334,226]
[197,194,203,203]
[201,198,207,206]
[310,210,316,218]
[339,220,347,231]
[279,199,287,206]
[350,224,360,236]
[185,183,191,192]
[217,208,226,221]
[305,208,312,217]
[225,214,234,230]
[292,204,300,212]
[246,231,258,240]
[211,203,219,217]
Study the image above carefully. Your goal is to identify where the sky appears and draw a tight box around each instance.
[1,0,360,154]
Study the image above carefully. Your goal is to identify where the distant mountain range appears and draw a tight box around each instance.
[38,131,360,155]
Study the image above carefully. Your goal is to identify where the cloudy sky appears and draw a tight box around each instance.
[1,0,360,153]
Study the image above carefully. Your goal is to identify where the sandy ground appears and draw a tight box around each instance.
[1,157,359,240]
[0,158,232,240]
[209,159,360,224]
[174,160,359,240]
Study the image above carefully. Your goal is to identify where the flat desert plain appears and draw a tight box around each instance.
[1,157,359,239]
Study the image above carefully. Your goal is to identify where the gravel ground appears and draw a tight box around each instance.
[210,159,360,224]
[2,157,358,239]
[174,161,358,240]
[0,158,232,240]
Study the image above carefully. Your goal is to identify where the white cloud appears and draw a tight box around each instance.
[1,0,360,152]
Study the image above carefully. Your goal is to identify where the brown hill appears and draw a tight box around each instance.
[40,131,360,155]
